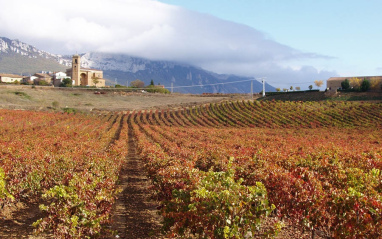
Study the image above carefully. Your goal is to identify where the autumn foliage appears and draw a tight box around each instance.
[1,99,382,238]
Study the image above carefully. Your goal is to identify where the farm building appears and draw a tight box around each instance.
[327,76,382,91]
[33,73,53,85]
[66,55,106,87]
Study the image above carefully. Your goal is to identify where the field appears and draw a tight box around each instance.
[0,97,382,238]
[0,86,232,112]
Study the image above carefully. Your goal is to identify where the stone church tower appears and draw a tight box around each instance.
[66,54,106,87]
[71,55,81,85]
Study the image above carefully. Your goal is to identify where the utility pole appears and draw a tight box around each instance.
[257,77,267,97]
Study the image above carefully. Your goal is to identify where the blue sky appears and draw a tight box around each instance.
[157,0,382,83]
[1,0,381,90]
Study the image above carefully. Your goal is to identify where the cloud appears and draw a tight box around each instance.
[0,0,336,86]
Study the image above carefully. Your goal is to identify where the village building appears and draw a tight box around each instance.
[66,55,106,87]
[33,73,53,85]
[22,75,38,84]
[327,76,382,91]
[52,72,70,87]
[0,73,23,83]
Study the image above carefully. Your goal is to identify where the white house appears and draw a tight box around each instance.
[0,73,23,83]
[54,72,67,80]
[53,72,71,87]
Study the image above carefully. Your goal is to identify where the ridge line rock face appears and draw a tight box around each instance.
[0,37,71,66]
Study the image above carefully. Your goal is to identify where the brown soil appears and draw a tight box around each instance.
[0,200,51,239]
[107,119,162,239]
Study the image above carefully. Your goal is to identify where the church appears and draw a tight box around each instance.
[66,55,106,87]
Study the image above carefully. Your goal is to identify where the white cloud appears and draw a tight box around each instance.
[0,0,337,86]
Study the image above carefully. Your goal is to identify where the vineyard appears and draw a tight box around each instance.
[1,100,382,238]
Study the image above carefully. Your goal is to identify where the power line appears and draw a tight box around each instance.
[165,79,255,89]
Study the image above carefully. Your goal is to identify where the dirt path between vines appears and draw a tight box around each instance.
[108,120,162,239]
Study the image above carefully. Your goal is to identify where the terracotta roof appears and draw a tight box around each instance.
[34,73,52,78]
[0,73,23,78]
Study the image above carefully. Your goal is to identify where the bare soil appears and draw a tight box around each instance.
[0,200,51,239]
[107,118,162,239]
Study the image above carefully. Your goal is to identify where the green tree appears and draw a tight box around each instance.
[60,78,72,87]
[360,79,370,92]
[308,85,313,90]
[290,86,294,91]
[276,88,281,92]
[92,77,100,88]
[341,79,350,90]
[150,79,154,86]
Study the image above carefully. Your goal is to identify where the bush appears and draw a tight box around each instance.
[360,79,370,92]
[341,79,350,90]
[115,84,127,88]
[145,85,170,94]
[62,108,77,114]
[52,101,60,109]
[163,159,281,238]
[38,80,49,86]
[60,78,72,87]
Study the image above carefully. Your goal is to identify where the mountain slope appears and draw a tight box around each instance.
[0,37,69,74]
[81,52,274,94]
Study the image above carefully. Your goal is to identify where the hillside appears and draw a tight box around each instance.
[0,86,237,112]
[0,54,67,75]
[0,37,69,74]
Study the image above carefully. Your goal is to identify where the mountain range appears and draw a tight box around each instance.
[0,37,275,94]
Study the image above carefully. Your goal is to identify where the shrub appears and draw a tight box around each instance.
[360,79,370,92]
[164,159,281,238]
[62,108,77,114]
[341,79,350,90]
[60,78,72,87]
[52,101,60,109]
[39,80,49,86]
[145,85,170,94]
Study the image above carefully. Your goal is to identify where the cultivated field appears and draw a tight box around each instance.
[0,91,382,238]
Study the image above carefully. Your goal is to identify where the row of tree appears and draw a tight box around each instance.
[116,79,170,93]
[275,80,324,92]
[340,78,379,92]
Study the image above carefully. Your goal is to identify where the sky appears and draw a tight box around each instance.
[1,0,381,90]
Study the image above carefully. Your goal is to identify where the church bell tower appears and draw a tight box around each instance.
[72,55,81,86]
